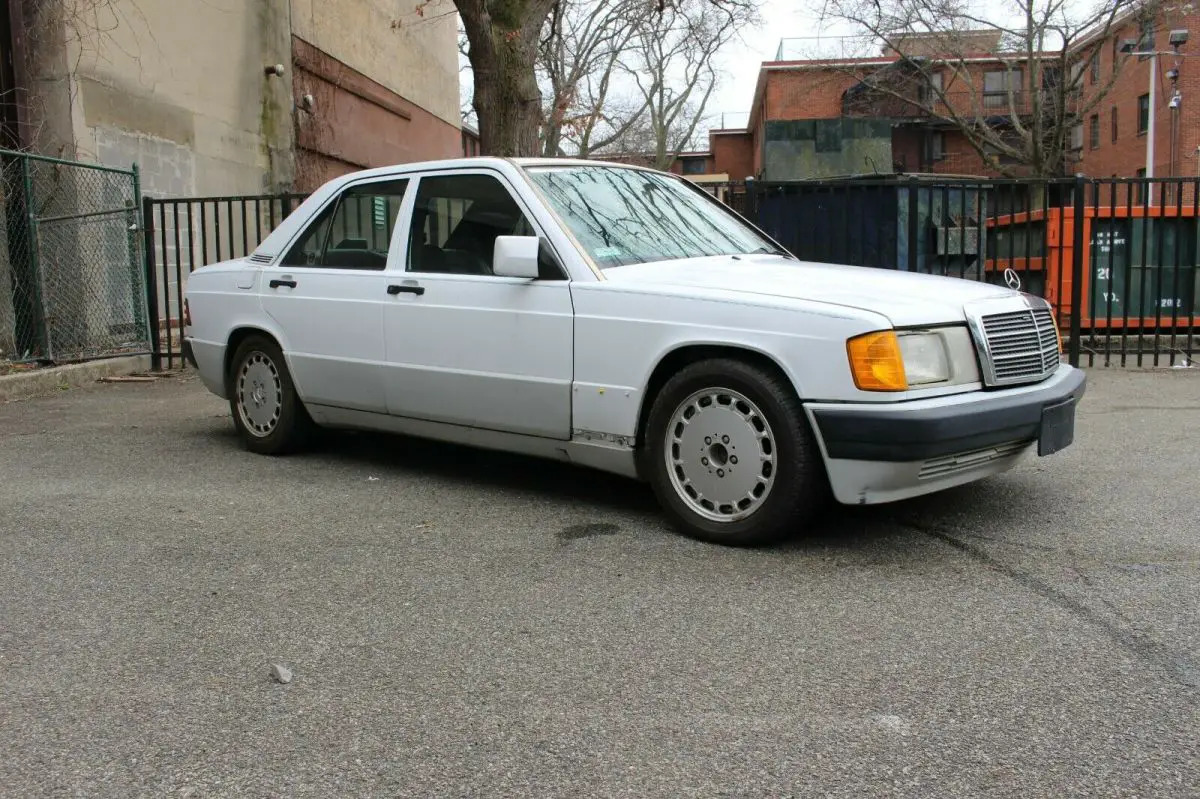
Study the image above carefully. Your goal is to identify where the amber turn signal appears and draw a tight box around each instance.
[847,330,908,391]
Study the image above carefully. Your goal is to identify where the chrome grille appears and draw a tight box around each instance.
[978,305,1060,386]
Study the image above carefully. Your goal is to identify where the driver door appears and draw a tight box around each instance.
[382,170,574,439]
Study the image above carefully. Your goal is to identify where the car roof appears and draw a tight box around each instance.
[323,156,668,180]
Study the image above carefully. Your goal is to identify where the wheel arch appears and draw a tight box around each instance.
[634,343,802,450]
[223,326,289,397]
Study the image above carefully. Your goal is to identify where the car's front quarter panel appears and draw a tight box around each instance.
[186,261,283,399]
[568,283,891,441]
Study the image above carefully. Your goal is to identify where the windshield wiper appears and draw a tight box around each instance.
[748,246,792,258]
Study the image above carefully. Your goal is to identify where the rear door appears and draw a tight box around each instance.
[260,177,409,414]
[382,169,575,439]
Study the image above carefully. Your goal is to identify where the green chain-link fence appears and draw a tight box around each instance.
[0,149,149,366]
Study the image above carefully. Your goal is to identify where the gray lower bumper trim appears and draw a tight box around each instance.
[809,367,1086,462]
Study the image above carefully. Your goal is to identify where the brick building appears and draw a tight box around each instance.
[679,5,1198,182]
[1073,5,1199,183]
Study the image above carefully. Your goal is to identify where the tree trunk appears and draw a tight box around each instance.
[457,0,555,157]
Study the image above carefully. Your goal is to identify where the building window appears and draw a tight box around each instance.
[921,70,944,107]
[1089,114,1100,149]
[1138,93,1150,134]
[1111,106,1119,142]
[1070,122,1084,151]
[1089,50,1100,84]
[680,157,707,175]
[983,69,1021,110]
[924,130,945,163]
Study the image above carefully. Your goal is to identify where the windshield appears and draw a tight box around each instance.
[524,165,785,268]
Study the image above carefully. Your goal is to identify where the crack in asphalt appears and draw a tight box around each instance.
[907,521,1200,691]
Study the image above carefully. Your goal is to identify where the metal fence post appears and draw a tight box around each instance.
[20,155,50,359]
[906,176,919,272]
[129,163,151,355]
[1068,175,1086,368]
[142,195,162,371]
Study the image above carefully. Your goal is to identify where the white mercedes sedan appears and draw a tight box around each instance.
[182,157,1085,546]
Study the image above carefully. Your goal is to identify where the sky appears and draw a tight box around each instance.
[705,1,826,127]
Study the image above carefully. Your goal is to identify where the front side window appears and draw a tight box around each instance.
[525,165,782,269]
[407,173,540,276]
[281,179,409,269]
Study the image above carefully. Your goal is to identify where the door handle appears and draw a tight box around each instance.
[269,279,297,289]
[387,284,425,296]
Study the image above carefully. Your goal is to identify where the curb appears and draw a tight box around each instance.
[0,355,154,402]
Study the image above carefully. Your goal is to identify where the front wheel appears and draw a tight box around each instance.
[644,358,826,546]
[227,335,313,455]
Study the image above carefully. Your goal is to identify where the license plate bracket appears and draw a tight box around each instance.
[1037,397,1076,456]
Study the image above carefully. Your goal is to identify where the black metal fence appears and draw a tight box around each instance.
[744,175,1199,369]
[143,193,307,369]
[143,173,1199,372]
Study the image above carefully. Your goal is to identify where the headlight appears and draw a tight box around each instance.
[898,331,950,385]
[847,326,980,392]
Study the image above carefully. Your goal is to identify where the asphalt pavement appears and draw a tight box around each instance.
[1,368,1198,798]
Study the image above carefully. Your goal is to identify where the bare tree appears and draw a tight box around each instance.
[444,0,756,157]
[818,0,1160,176]
[538,0,653,157]
[619,0,755,169]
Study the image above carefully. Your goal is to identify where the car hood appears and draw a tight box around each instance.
[601,254,1017,326]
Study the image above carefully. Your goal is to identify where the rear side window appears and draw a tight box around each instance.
[281,179,410,269]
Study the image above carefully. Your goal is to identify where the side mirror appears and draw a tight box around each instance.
[493,235,540,278]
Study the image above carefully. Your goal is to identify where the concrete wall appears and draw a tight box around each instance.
[23,0,461,197]
[290,0,460,129]
[48,0,295,197]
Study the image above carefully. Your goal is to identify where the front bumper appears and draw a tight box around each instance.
[805,365,1086,504]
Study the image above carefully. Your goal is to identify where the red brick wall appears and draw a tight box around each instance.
[934,131,991,175]
[292,37,462,192]
[1076,9,1200,180]
[891,128,924,171]
[763,69,860,120]
[711,132,754,179]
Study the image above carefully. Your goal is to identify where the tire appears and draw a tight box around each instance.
[227,334,314,455]
[643,358,826,546]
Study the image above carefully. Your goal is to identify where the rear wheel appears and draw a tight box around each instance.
[644,358,825,546]
[228,335,313,455]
